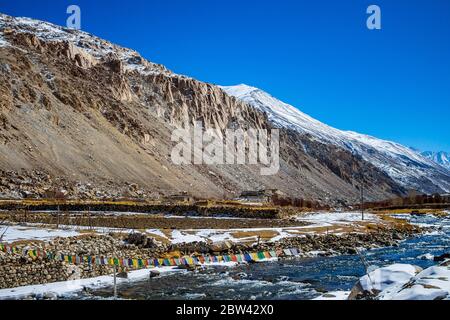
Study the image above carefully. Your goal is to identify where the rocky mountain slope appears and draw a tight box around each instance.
[421,151,450,171]
[0,13,425,204]
[221,85,450,194]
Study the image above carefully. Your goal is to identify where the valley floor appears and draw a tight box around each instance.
[0,209,446,300]
[2,211,383,245]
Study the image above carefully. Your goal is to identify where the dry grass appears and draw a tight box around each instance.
[286,224,367,236]
[432,211,449,218]
[422,284,441,289]
[230,230,279,240]
[71,233,102,240]
[374,208,448,216]
[377,214,411,227]
[159,250,183,259]
[376,214,418,233]
[77,229,98,234]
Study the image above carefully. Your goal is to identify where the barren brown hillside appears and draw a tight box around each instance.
[0,13,405,204]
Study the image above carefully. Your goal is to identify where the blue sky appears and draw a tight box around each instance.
[1,0,449,151]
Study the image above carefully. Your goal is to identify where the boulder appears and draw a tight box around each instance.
[434,253,450,262]
[348,264,422,300]
[176,264,196,271]
[149,270,160,278]
[209,241,233,253]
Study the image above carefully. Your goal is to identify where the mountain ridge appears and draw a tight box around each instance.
[221,84,450,194]
[0,13,444,204]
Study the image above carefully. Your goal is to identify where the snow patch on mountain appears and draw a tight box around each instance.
[0,13,172,77]
[221,84,450,193]
[422,151,450,170]
[0,32,7,46]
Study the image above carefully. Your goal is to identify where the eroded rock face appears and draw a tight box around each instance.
[0,13,405,204]
[132,73,268,131]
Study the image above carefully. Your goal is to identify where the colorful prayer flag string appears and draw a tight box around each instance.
[0,242,302,268]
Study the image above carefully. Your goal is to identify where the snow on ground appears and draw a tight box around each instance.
[170,230,204,244]
[325,263,450,300]
[296,211,379,227]
[0,34,7,47]
[189,229,238,243]
[0,259,264,299]
[0,225,80,242]
[389,213,450,229]
[168,211,375,244]
[379,265,450,300]
[359,264,422,293]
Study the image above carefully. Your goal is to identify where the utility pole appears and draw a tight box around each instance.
[361,181,364,221]
[56,205,60,228]
[113,265,117,299]
[88,207,91,230]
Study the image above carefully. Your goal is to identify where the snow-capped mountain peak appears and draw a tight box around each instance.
[221,84,450,194]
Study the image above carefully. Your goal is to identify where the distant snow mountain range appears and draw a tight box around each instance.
[421,151,450,171]
[221,84,450,194]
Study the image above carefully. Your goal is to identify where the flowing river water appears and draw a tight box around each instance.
[83,214,450,300]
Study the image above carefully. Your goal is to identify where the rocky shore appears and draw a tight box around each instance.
[0,223,420,290]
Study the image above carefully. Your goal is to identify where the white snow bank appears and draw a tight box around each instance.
[0,35,8,47]
[359,263,421,293]
[297,211,379,227]
[0,225,80,243]
[171,230,204,244]
[379,265,450,300]
[351,262,450,300]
